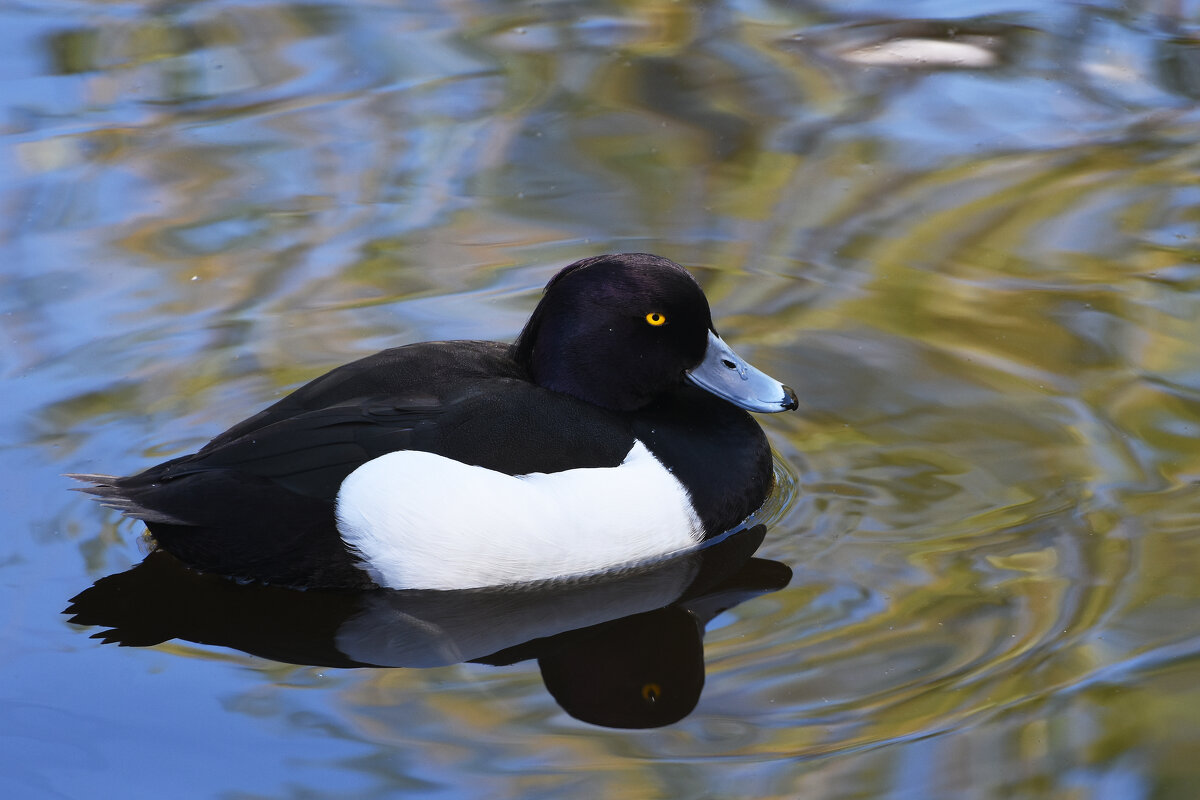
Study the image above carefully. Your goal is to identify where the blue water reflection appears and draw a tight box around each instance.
[5,0,1200,797]
[67,526,789,729]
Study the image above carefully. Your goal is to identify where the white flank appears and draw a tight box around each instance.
[335,441,703,590]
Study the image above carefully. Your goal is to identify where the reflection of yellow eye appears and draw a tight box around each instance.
[645,312,666,327]
[641,682,662,702]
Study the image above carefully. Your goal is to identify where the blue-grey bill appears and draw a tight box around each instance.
[686,330,798,413]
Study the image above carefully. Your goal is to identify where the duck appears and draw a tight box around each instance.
[72,253,798,591]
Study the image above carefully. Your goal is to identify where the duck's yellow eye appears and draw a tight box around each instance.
[645,312,667,327]
[641,682,662,702]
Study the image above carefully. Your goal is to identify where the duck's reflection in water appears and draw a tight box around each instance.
[66,525,789,728]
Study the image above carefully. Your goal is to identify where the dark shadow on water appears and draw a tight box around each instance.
[66,526,790,729]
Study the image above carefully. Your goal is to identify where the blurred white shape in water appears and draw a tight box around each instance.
[840,37,1000,68]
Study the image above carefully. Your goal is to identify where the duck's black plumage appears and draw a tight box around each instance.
[73,253,796,589]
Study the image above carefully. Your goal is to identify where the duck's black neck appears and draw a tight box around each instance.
[631,387,774,536]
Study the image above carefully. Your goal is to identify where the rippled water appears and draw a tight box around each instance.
[5,0,1200,797]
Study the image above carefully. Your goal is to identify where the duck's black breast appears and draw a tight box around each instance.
[632,385,775,536]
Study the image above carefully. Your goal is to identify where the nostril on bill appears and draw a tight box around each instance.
[721,359,737,369]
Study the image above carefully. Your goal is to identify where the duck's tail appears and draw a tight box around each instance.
[66,473,189,525]
[69,470,371,588]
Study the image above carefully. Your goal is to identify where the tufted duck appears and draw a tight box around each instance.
[72,253,797,590]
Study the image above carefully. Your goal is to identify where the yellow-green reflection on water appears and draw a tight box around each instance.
[5,0,1200,797]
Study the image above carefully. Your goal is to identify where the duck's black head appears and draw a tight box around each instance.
[514,253,797,413]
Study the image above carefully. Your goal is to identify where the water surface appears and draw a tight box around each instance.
[4,0,1200,797]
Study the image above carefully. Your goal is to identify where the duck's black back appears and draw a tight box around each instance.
[113,341,639,587]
